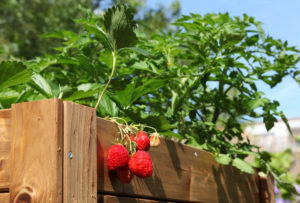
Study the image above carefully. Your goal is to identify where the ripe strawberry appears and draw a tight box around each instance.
[128,150,153,178]
[116,165,133,184]
[150,133,161,147]
[107,145,130,170]
[134,131,150,151]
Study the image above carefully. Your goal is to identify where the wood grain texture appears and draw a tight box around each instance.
[63,101,97,203]
[0,109,11,191]
[97,117,261,203]
[98,194,175,203]
[0,193,9,203]
[259,175,275,203]
[10,99,63,203]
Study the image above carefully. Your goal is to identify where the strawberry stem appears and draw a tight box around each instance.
[95,51,117,110]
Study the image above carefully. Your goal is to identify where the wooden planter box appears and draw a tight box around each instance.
[0,99,274,203]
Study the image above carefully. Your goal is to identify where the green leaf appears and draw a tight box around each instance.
[25,56,78,72]
[30,74,53,98]
[64,89,98,101]
[248,97,269,109]
[65,84,102,101]
[131,61,157,74]
[277,111,293,136]
[104,4,137,50]
[215,154,232,165]
[263,113,277,131]
[131,79,166,103]
[112,79,165,108]
[0,88,19,100]
[126,110,175,131]
[232,158,255,174]
[159,130,184,139]
[119,47,151,56]
[0,61,32,90]
[112,83,135,108]
[98,94,119,116]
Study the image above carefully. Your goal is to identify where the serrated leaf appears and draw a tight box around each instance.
[215,154,232,165]
[0,61,32,90]
[232,158,255,174]
[104,4,137,50]
[98,94,119,116]
[112,83,135,108]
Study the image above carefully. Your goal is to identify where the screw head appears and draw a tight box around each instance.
[68,152,73,159]
[194,152,198,157]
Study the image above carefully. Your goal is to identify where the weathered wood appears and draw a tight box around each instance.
[259,175,275,203]
[0,99,276,202]
[0,193,9,203]
[9,99,63,202]
[63,101,97,203]
[0,109,11,191]
[97,117,261,203]
[98,194,175,203]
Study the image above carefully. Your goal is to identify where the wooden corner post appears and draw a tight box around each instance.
[10,99,63,202]
[9,99,97,203]
[63,101,97,203]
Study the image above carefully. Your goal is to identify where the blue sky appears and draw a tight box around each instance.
[148,0,300,119]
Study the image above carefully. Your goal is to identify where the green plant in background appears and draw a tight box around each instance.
[0,4,300,198]
[0,0,180,60]
[268,149,300,200]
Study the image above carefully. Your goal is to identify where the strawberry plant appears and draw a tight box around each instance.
[0,4,300,197]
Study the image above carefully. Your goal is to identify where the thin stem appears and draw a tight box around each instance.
[94,51,117,109]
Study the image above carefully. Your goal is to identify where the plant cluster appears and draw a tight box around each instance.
[0,4,300,198]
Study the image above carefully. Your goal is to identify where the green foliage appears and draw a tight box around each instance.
[0,0,98,59]
[0,61,32,90]
[268,149,300,200]
[0,4,299,197]
[0,0,180,60]
[104,4,137,50]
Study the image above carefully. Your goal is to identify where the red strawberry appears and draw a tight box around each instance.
[150,133,161,147]
[134,131,150,151]
[116,165,133,184]
[107,145,129,170]
[128,150,153,178]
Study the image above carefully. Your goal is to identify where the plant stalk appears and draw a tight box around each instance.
[94,51,117,109]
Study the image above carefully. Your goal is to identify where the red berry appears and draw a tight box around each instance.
[134,131,150,151]
[150,133,161,147]
[107,145,129,170]
[128,150,153,178]
[116,165,133,184]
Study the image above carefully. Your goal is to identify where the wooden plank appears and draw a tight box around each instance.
[259,175,275,203]
[9,99,63,202]
[97,117,261,203]
[0,193,9,203]
[0,109,11,191]
[63,101,97,202]
[98,194,175,203]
